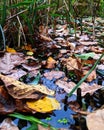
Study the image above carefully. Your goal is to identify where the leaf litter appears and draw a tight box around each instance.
[0,17,104,130]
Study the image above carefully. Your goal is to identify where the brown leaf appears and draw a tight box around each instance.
[40,34,52,42]
[0,86,16,114]
[86,109,104,130]
[61,57,81,71]
[0,52,24,74]
[38,124,50,130]
[45,57,57,69]
[0,74,55,99]
[81,70,97,82]
[0,118,19,130]
[56,80,101,96]
[43,70,65,80]
[90,46,104,53]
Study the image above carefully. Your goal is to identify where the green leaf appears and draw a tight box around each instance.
[26,123,38,130]
[9,113,57,130]
[75,52,95,60]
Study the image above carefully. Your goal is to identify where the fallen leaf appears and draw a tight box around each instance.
[61,57,81,71]
[46,57,57,69]
[0,118,19,130]
[0,52,24,74]
[40,34,52,42]
[0,86,16,114]
[8,69,27,80]
[79,34,89,41]
[38,124,50,130]
[86,109,104,130]
[97,64,104,70]
[43,70,65,80]
[80,41,97,45]
[26,96,60,113]
[6,46,16,53]
[81,70,96,82]
[75,52,95,60]
[0,74,55,99]
[22,44,34,52]
[56,80,101,96]
[90,46,104,53]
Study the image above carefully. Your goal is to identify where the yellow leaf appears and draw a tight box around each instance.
[26,51,33,56]
[26,97,60,113]
[6,46,16,53]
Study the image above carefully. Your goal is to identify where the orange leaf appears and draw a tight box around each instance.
[6,46,16,53]
[46,57,56,69]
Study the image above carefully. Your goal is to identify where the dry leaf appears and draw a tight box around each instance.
[0,74,55,99]
[0,86,16,114]
[40,34,52,42]
[0,52,24,74]
[38,124,50,130]
[22,44,34,52]
[8,69,27,80]
[46,57,56,69]
[97,64,104,70]
[26,96,60,113]
[80,41,97,46]
[61,57,81,71]
[56,80,101,96]
[79,34,89,41]
[6,46,16,53]
[43,70,65,80]
[0,118,19,130]
[81,70,97,82]
[86,109,104,130]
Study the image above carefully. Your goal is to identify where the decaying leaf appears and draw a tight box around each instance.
[38,124,50,130]
[56,80,101,96]
[81,70,96,82]
[8,69,27,80]
[0,52,24,74]
[26,96,60,113]
[0,86,16,114]
[40,34,52,42]
[61,57,81,71]
[46,57,57,69]
[0,118,19,130]
[0,74,55,99]
[6,46,16,53]
[86,109,104,130]
[43,70,65,80]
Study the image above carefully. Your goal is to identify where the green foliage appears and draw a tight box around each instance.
[9,112,58,130]
[0,0,104,46]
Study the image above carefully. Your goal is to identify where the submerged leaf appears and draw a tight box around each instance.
[26,97,60,113]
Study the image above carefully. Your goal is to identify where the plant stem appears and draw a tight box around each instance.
[67,53,104,97]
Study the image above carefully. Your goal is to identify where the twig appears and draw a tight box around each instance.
[6,9,28,21]
[0,25,6,51]
[17,16,27,47]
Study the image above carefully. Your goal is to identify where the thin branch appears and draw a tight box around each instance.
[0,25,6,52]
[6,9,28,21]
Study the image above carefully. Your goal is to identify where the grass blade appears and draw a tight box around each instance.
[68,53,104,97]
